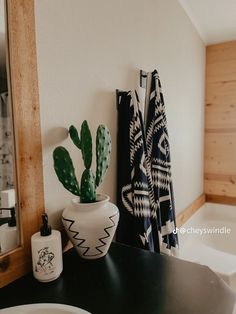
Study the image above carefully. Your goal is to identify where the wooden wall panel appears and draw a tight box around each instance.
[205,133,236,174]
[205,41,236,204]
[206,81,236,129]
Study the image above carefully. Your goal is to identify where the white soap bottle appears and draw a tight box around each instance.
[31,214,63,282]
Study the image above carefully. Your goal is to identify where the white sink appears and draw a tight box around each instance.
[0,303,91,314]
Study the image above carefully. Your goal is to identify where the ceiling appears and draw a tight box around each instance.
[178,0,236,45]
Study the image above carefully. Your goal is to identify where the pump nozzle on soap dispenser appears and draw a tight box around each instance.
[40,213,51,236]
[31,213,63,282]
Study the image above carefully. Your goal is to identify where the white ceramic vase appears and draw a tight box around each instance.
[62,194,119,259]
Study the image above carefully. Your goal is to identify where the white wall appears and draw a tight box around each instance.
[0,0,5,35]
[35,0,205,227]
[0,0,6,79]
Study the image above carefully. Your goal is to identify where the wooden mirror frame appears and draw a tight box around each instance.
[0,0,44,287]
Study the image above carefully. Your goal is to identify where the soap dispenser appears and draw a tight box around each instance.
[0,208,18,252]
[31,214,63,282]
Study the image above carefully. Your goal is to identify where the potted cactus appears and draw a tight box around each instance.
[53,120,119,259]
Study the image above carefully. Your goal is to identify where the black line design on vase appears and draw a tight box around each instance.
[62,212,119,257]
[62,216,90,256]
[95,211,119,254]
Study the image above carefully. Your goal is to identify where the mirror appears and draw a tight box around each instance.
[0,0,44,287]
[0,0,18,255]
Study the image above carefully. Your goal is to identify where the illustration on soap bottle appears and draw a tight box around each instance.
[35,247,55,275]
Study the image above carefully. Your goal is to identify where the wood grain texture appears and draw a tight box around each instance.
[206,194,236,206]
[0,0,45,287]
[204,41,236,202]
[176,194,205,227]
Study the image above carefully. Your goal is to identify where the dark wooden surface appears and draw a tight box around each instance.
[0,242,235,314]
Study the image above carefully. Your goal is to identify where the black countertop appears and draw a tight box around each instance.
[0,242,235,314]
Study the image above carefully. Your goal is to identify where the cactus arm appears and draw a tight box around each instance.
[53,146,80,196]
[80,169,96,203]
[69,125,81,149]
[80,120,92,169]
[95,125,112,187]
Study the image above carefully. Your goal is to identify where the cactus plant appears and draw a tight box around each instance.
[53,120,111,203]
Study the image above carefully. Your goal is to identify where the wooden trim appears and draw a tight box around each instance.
[205,194,236,206]
[176,194,205,227]
[205,128,236,133]
[205,173,236,183]
[0,0,45,287]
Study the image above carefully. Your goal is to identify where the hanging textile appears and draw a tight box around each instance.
[116,69,178,255]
